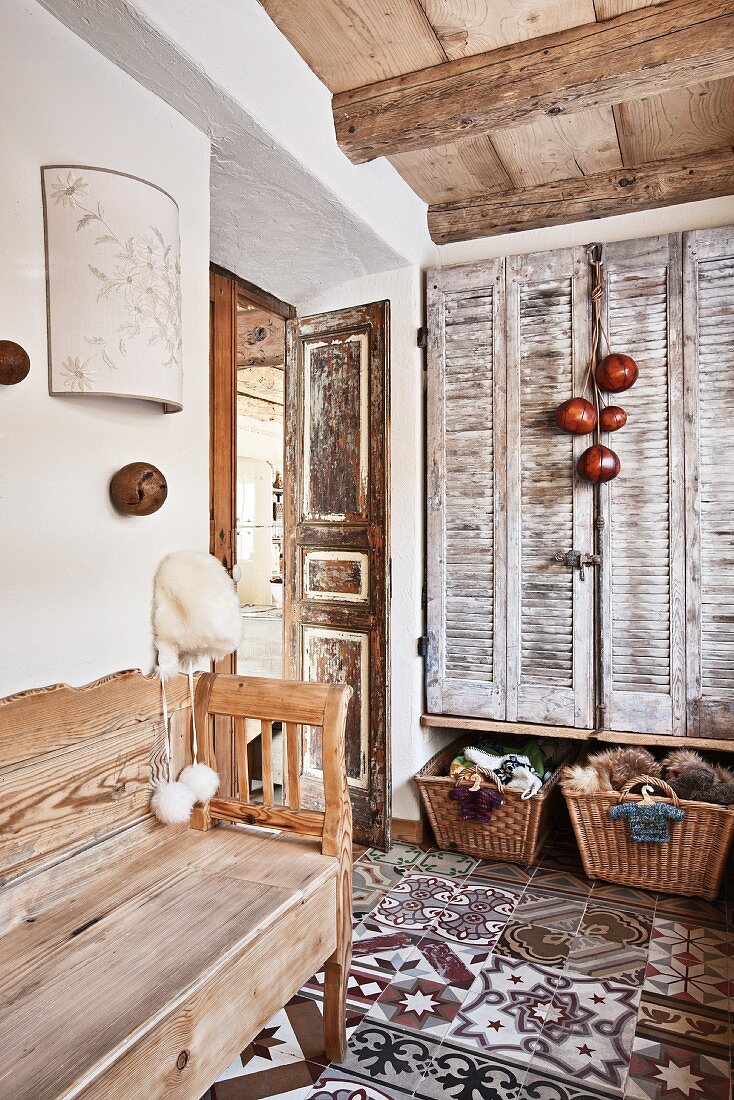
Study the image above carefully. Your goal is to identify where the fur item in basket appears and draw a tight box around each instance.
[661,748,734,788]
[665,767,734,807]
[561,747,660,794]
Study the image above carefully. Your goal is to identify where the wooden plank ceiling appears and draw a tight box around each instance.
[261,0,734,243]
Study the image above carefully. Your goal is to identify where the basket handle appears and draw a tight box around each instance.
[619,774,680,808]
[479,768,505,797]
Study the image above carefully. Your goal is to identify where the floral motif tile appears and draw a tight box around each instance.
[371,875,457,933]
[414,849,478,878]
[578,905,652,948]
[512,890,588,933]
[334,1019,437,1095]
[435,880,521,945]
[529,970,642,1094]
[625,1037,731,1100]
[521,1067,621,1099]
[565,935,648,986]
[351,919,424,978]
[446,955,560,1062]
[413,1039,529,1100]
[306,1066,414,1100]
[493,921,574,971]
[368,973,465,1036]
[645,919,733,1009]
[361,843,424,869]
[635,992,732,1053]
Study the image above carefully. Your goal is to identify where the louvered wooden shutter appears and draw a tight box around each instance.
[684,226,734,738]
[506,249,594,727]
[426,260,507,718]
[601,236,686,735]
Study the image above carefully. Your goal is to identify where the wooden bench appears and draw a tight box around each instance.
[0,670,352,1100]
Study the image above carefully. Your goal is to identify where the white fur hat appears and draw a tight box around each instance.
[152,551,243,678]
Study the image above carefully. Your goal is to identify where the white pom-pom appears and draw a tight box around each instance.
[151,780,196,824]
[179,763,220,804]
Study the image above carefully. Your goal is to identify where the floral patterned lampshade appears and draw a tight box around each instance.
[41,165,183,412]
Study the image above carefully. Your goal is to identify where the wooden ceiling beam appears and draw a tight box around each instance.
[428,148,734,244]
[333,0,734,163]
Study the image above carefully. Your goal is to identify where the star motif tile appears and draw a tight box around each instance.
[446,956,560,1063]
[435,880,521,945]
[398,931,485,990]
[645,919,733,1009]
[369,974,465,1036]
[625,1036,731,1100]
[300,963,391,1018]
[528,970,641,1093]
[371,874,457,933]
[351,918,424,978]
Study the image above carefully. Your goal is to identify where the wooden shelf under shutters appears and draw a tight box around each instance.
[425,224,734,741]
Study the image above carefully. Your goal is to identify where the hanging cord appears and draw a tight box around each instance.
[160,673,172,781]
[188,668,199,764]
[582,244,613,448]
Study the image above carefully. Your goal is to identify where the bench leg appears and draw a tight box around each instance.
[323,868,351,1063]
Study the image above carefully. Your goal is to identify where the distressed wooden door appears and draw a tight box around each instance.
[506,248,594,728]
[285,302,390,848]
[683,225,734,739]
[426,259,507,719]
[600,237,686,736]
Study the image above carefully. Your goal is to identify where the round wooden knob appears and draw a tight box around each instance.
[596,353,638,393]
[0,340,30,385]
[600,405,627,432]
[577,444,621,483]
[555,397,597,435]
[110,462,167,516]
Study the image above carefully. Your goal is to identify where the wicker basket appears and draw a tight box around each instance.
[415,735,570,865]
[564,773,734,900]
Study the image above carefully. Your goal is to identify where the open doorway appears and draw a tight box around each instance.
[210,267,391,848]
[235,291,286,679]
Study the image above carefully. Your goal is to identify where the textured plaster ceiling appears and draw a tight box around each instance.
[36,0,413,302]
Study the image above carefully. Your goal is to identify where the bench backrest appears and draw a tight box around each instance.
[0,670,189,884]
[194,673,352,857]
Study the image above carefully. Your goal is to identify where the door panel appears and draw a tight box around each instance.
[601,236,685,735]
[506,249,594,728]
[285,302,390,848]
[426,259,507,719]
[684,226,734,739]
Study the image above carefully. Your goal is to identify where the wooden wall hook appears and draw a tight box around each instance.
[110,462,168,516]
[0,340,30,385]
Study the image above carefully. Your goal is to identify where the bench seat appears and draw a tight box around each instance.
[0,825,338,1100]
[0,672,352,1100]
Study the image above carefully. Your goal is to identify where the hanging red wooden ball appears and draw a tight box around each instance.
[577,444,621,483]
[599,405,627,432]
[596,353,638,393]
[555,397,597,435]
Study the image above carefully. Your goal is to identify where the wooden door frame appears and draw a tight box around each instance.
[209,265,294,793]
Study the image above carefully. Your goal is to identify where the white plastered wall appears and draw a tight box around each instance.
[303,194,734,821]
[0,0,211,696]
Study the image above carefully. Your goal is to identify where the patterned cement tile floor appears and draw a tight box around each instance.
[203,824,733,1100]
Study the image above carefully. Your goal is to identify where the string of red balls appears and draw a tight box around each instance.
[555,353,638,483]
